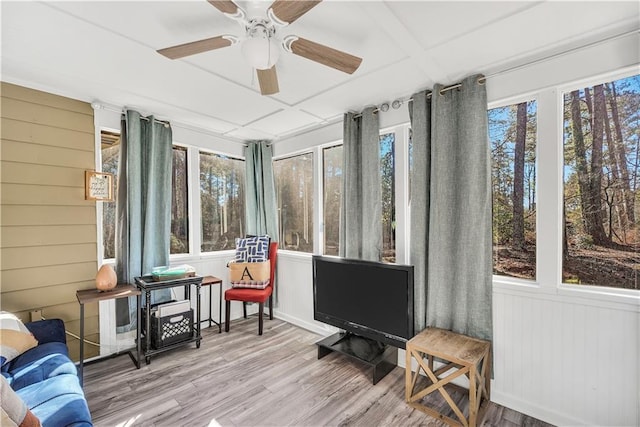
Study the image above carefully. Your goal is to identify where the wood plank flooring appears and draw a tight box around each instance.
[84,317,555,427]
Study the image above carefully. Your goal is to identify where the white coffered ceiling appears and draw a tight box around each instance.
[2,1,638,143]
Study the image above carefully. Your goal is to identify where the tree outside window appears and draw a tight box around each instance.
[323,145,342,256]
[171,146,189,254]
[488,100,538,280]
[101,131,119,260]
[274,153,314,252]
[562,75,639,289]
[100,137,190,258]
[199,152,245,252]
[380,133,396,263]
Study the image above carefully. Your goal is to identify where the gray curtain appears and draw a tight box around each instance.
[339,107,381,261]
[244,141,278,239]
[409,74,492,341]
[115,110,173,333]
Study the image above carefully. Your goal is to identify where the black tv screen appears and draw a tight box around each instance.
[312,255,414,349]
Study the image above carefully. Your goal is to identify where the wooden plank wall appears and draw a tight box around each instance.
[1,82,99,360]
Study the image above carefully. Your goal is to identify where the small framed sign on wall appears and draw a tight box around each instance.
[85,171,114,201]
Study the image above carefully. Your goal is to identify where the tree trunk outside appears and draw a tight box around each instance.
[513,102,527,250]
[608,82,635,223]
[589,85,610,246]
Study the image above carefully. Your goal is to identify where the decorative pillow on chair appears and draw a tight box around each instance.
[229,260,271,289]
[0,312,38,366]
[235,235,270,263]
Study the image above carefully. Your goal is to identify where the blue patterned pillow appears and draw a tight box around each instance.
[235,235,270,263]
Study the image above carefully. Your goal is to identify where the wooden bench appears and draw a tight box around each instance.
[405,327,491,427]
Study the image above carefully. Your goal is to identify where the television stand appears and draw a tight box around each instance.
[316,332,397,384]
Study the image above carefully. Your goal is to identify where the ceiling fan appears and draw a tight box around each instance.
[157,0,363,96]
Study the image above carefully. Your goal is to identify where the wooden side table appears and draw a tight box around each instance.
[201,275,223,333]
[405,327,491,427]
[76,284,141,387]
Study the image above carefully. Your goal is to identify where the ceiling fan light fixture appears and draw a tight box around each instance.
[242,36,280,70]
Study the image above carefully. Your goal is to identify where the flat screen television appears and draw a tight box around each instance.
[312,255,414,349]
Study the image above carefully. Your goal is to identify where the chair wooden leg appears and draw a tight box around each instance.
[268,295,273,320]
[258,303,264,335]
[243,302,247,319]
[225,300,230,332]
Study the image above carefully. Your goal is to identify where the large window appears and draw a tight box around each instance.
[274,153,314,252]
[488,100,538,280]
[562,75,639,290]
[380,133,396,263]
[100,137,190,258]
[199,152,245,252]
[323,145,342,256]
[171,146,189,254]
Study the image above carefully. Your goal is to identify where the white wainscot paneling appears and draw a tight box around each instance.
[271,254,639,426]
[272,252,335,337]
[492,287,639,426]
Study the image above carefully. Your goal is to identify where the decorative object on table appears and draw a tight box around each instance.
[229,235,271,289]
[95,264,117,291]
[151,264,196,282]
[0,311,38,366]
[84,170,114,201]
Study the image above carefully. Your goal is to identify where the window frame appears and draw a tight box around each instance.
[273,149,316,254]
[487,94,540,285]
[197,148,246,255]
[555,67,640,299]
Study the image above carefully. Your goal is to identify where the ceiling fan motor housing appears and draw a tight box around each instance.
[242,19,279,70]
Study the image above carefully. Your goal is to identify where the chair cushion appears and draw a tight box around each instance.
[235,235,270,262]
[225,285,272,303]
[0,312,38,367]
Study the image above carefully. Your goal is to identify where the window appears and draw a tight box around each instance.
[323,145,342,255]
[562,75,639,289]
[100,137,190,258]
[380,133,396,263]
[274,153,314,252]
[101,131,119,260]
[171,146,189,254]
[488,100,538,280]
[199,152,245,252]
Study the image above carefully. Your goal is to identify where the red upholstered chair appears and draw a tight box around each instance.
[225,241,277,335]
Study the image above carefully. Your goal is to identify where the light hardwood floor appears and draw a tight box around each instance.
[84,317,554,427]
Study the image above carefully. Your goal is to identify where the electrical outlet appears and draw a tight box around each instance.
[30,310,42,322]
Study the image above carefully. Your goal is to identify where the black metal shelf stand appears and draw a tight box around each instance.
[134,275,203,364]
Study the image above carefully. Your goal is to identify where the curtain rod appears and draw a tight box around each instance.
[352,27,638,119]
[120,109,170,126]
[352,76,485,119]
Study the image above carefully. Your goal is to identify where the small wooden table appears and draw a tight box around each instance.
[201,275,223,333]
[405,328,491,427]
[76,284,141,387]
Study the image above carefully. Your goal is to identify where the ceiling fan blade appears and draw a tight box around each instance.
[257,66,279,95]
[157,36,233,60]
[269,0,322,25]
[207,0,238,15]
[288,37,362,74]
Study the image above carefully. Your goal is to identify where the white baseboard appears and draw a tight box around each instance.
[272,310,332,338]
[490,389,587,426]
